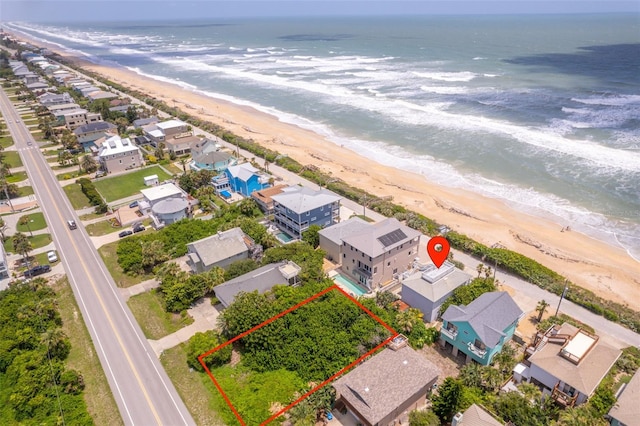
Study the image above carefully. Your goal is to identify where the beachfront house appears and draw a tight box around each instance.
[64,109,103,130]
[440,291,523,365]
[214,261,301,308]
[318,217,371,263]
[73,121,118,151]
[523,323,621,407]
[224,163,271,197]
[401,261,473,322]
[338,217,421,291]
[250,184,287,215]
[186,227,260,274]
[189,138,237,172]
[332,337,440,426]
[38,92,73,107]
[271,185,341,240]
[608,370,640,426]
[97,135,143,174]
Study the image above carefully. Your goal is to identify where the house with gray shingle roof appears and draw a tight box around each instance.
[339,217,421,291]
[440,291,523,365]
[318,216,371,263]
[609,369,640,426]
[452,404,503,425]
[214,261,301,308]
[332,341,440,426]
[186,227,257,273]
[271,185,341,240]
[189,138,237,172]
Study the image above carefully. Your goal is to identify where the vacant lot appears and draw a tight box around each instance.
[4,151,22,168]
[127,290,194,340]
[94,165,173,202]
[98,240,153,287]
[64,183,92,210]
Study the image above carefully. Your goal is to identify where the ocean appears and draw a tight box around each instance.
[5,14,640,259]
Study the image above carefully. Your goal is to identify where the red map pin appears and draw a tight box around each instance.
[427,236,450,268]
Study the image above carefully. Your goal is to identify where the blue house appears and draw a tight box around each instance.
[440,291,523,365]
[223,163,271,197]
[271,186,341,239]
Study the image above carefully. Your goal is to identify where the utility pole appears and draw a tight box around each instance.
[555,280,569,317]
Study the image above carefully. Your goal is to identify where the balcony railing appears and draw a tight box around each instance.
[467,342,487,358]
[552,383,578,407]
[440,327,458,340]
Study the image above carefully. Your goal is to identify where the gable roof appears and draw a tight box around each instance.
[459,404,503,425]
[528,323,621,397]
[133,116,159,128]
[226,163,260,181]
[271,185,341,214]
[318,216,371,246]
[214,261,298,308]
[156,119,187,130]
[333,346,440,425]
[608,370,640,425]
[98,135,139,157]
[442,292,523,347]
[187,228,250,269]
[341,217,421,258]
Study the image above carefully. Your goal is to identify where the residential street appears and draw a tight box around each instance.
[0,89,195,426]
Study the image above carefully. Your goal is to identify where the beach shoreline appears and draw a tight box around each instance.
[14,33,640,311]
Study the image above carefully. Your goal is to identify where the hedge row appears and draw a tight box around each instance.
[77,177,107,213]
[53,55,640,333]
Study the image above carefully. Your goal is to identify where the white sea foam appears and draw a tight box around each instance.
[572,94,640,106]
[412,71,477,82]
[420,85,470,95]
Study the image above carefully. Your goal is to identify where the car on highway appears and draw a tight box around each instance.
[24,264,51,278]
[118,230,133,238]
[133,224,145,233]
[67,220,77,230]
[47,251,58,263]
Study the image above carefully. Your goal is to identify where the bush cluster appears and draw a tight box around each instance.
[77,178,107,213]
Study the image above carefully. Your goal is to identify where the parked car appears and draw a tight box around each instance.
[24,264,51,278]
[67,220,77,230]
[118,230,133,238]
[129,201,139,208]
[47,251,58,263]
[133,225,145,233]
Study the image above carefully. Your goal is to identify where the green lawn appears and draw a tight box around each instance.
[79,211,107,221]
[85,219,123,236]
[53,278,124,426]
[127,290,194,340]
[16,212,47,232]
[98,240,153,288]
[94,165,173,202]
[63,182,92,210]
[160,345,225,426]
[165,162,183,175]
[0,136,13,148]
[6,171,27,183]
[17,186,34,197]
[4,233,52,254]
[3,151,22,168]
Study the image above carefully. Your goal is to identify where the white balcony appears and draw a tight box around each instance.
[440,327,458,340]
[467,342,487,358]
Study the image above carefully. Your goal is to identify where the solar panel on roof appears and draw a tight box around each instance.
[377,229,407,247]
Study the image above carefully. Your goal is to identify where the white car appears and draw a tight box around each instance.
[47,251,58,263]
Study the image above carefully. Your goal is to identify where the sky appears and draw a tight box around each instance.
[0,0,638,22]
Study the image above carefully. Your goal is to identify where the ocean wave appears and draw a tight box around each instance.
[572,94,640,106]
[412,71,477,82]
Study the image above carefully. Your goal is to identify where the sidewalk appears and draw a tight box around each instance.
[148,298,222,357]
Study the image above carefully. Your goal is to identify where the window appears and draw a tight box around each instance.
[387,261,390,266]
[343,253,346,258]
[393,268,398,274]
[373,267,377,273]
[119,160,122,164]
[474,339,486,350]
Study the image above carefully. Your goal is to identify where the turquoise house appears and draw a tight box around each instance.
[440,291,523,365]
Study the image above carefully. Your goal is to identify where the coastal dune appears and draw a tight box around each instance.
[29,43,640,310]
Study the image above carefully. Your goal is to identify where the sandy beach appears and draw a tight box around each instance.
[19,37,640,310]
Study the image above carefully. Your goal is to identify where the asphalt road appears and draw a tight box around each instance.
[0,92,195,425]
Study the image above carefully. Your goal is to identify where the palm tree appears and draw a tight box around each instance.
[18,215,32,236]
[476,263,484,278]
[179,158,187,174]
[396,308,424,334]
[12,232,32,266]
[154,142,166,160]
[0,217,7,241]
[80,154,97,173]
[536,300,549,322]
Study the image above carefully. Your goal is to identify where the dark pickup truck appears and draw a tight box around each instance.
[24,264,51,278]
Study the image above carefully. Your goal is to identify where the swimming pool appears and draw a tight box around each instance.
[276,231,294,243]
[333,273,368,297]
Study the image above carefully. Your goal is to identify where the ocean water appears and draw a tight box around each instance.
[6,14,640,260]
